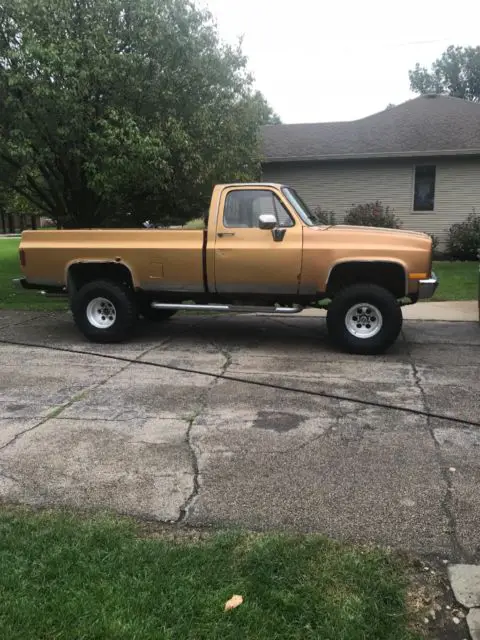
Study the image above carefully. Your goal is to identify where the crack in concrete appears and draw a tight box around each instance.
[0,343,161,453]
[0,469,21,484]
[177,341,233,524]
[403,330,467,561]
[0,413,55,454]
[177,414,201,524]
[218,346,233,377]
[0,313,45,332]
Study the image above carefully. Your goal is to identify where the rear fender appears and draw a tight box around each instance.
[65,259,138,295]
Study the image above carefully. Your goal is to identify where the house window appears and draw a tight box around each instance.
[413,165,436,212]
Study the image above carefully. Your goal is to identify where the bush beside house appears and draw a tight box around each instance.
[429,233,440,252]
[446,213,480,260]
[343,201,402,229]
[312,207,336,225]
[307,201,478,260]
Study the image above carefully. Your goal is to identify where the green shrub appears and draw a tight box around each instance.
[428,234,438,251]
[184,217,205,230]
[428,233,440,251]
[446,213,480,260]
[312,206,336,225]
[344,201,402,229]
[428,233,444,258]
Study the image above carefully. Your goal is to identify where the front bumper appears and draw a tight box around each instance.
[417,272,439,300]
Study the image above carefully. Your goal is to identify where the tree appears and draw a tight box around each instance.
[0,0,277,227]
[253,91,281,124]
[0,187,10,233]
[0,186,40,233]
[409,45,480,102]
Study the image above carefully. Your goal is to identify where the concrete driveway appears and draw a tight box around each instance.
[0,310,479,560]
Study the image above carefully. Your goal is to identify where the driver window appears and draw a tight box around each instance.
[224,190,294,228]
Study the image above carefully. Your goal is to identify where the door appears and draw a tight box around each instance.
[214,187,302,295]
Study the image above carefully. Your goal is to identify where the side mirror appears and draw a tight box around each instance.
[258,214,277,230]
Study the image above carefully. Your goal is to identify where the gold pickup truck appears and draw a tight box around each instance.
[15,183,438,354]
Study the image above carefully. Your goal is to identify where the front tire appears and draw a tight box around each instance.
[71,280,137,343]
[326,284,402,355]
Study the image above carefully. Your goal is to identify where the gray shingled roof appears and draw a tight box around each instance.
[261,95,480,163]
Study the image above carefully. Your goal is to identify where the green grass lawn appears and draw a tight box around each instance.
[0,238,66,310]
[0,508,418,640]
[431,260,478,301]
[1,237,477,309]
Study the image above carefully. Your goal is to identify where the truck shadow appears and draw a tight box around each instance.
[2,311,410,358]
[137,314,410,358]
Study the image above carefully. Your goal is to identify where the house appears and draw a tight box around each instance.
[261,95,480,245]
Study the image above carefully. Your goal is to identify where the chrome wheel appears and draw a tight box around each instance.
[345,303,383,339]
[86,297,116,329]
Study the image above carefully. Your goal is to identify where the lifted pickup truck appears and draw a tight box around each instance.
[16,183,438,354]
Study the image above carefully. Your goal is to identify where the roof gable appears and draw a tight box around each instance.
[261,95,480,162]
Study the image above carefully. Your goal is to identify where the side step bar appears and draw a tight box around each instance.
[40,290,68,298]
[151,302,304,314]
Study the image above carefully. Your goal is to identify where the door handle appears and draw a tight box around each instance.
[217,232,236,237]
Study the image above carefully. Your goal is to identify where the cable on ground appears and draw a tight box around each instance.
[1,338,479,429]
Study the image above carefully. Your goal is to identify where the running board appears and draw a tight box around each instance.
[150,302,303,314]
[40,290,68,298]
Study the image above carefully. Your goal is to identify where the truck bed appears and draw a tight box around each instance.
[20,229,206,293]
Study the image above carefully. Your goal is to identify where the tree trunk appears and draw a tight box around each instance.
[7,213,15,233]
[30,215,37,230]
[0,211,6,234]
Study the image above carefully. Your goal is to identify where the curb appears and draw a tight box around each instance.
[448,564,480,639]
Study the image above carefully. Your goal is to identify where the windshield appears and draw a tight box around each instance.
[281,187,317,226]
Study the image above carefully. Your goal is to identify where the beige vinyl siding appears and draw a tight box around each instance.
[263,158,480,246]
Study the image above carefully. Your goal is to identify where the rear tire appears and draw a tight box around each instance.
[71,280,137,343]
[326,284,402,355]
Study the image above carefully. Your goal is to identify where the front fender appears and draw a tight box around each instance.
[324,258,409,298]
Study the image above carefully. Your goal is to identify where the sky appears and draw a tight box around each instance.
[200,0,480,124]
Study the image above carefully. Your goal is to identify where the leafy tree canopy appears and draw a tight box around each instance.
[0,0,279,227]
[409,45,480,102]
